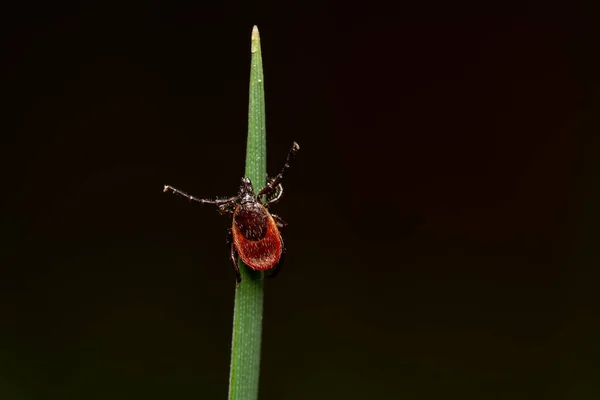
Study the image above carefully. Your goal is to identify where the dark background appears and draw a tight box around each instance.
[1,2,599,399]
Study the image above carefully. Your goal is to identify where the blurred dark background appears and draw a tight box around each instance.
[1,2,599,399]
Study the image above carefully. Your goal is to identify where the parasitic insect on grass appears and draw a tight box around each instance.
[164,142,300,284]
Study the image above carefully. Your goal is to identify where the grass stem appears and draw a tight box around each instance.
[228,25,266,400]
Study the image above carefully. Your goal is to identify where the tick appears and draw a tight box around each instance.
[164,142,300,284]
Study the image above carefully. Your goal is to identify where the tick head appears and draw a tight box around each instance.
[239,177,255,204]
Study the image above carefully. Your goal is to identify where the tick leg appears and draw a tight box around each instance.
[267,237,286,279]
[164,185,238,207]
[270,214,288,230]
[264,182,283,207]
[218,202,237,215]
[258,142,300,198]
[230,244,241,285]
[226,228,242,284]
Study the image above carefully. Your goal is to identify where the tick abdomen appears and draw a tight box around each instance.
[232,202,282,271]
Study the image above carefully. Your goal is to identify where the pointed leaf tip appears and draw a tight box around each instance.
[251,26,260,53]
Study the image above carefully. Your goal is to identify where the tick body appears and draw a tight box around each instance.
[232,201,282,271]
[164,142,300,284]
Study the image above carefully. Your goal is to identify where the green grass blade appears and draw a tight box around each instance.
[228,25,266,400]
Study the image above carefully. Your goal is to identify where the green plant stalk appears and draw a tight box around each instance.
[228,25,266,400]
